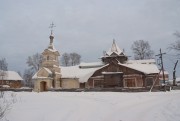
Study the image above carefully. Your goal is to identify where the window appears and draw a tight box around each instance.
[47,56,49,60]
[146,77,153,86]
[124,78,136,87]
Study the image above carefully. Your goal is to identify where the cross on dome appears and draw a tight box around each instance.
[49,22,56,36]
[48,22,57,50]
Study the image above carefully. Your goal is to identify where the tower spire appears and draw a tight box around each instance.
[113,38,115,44]
[111,39,118,52]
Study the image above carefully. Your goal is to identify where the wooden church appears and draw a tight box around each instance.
[83,40,159,88]
[33,32,160,92]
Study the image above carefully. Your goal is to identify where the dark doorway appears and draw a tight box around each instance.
[80,82,85,88]
[40,81,47,91]
[102,72,123,88]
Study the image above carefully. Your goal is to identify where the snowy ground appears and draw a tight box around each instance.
[3,91,180,121]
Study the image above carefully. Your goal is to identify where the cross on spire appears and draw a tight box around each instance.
[49,22,56,35]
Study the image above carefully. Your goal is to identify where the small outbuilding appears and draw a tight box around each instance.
[0,71,23,88]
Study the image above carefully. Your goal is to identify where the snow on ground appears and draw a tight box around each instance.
[4,91,180,121]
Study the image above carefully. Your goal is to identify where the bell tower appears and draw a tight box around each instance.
[41,22,61,88]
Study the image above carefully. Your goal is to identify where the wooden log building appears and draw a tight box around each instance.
[0,71,23,88]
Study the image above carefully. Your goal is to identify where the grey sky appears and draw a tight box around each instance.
[0,0,180,77]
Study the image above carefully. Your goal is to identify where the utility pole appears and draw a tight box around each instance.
[156,48,166,91]
[173,60,178,86]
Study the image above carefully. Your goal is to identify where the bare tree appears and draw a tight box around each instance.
[61,52,81,66]
[26,53,43,72]
[131,40,154,60]
[61,53,70,66]
[0,58,10,120]
[70,53,81,66]
[0,58,8,71]
[0,58,8,87]
[0,95,11,120]
[23,69,34,87]
[17,71,25,86]
[169,31,180,55]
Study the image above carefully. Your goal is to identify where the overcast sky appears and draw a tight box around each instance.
[0,0,180,77]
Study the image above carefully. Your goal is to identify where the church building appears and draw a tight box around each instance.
[33,32,160,92]
[33,33,61,91]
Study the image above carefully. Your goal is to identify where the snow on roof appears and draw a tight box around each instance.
[0,71,23,81]
[61,64,109,83]
[53,65,59,68]
[32,67,52,79]
[32,73,52,79]
[160,71,169,75]
[119,60,159,74]
[32,73,37,79]
[48,47,58,53]
[79,62,105,68]
[48,48,57,52]
[126,59,156,64]
[44,67,52,74]
[44,43,59,54]
[106,39,124,56]
[48,43,57,51]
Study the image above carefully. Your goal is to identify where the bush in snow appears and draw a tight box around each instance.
[0,91,17,120]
